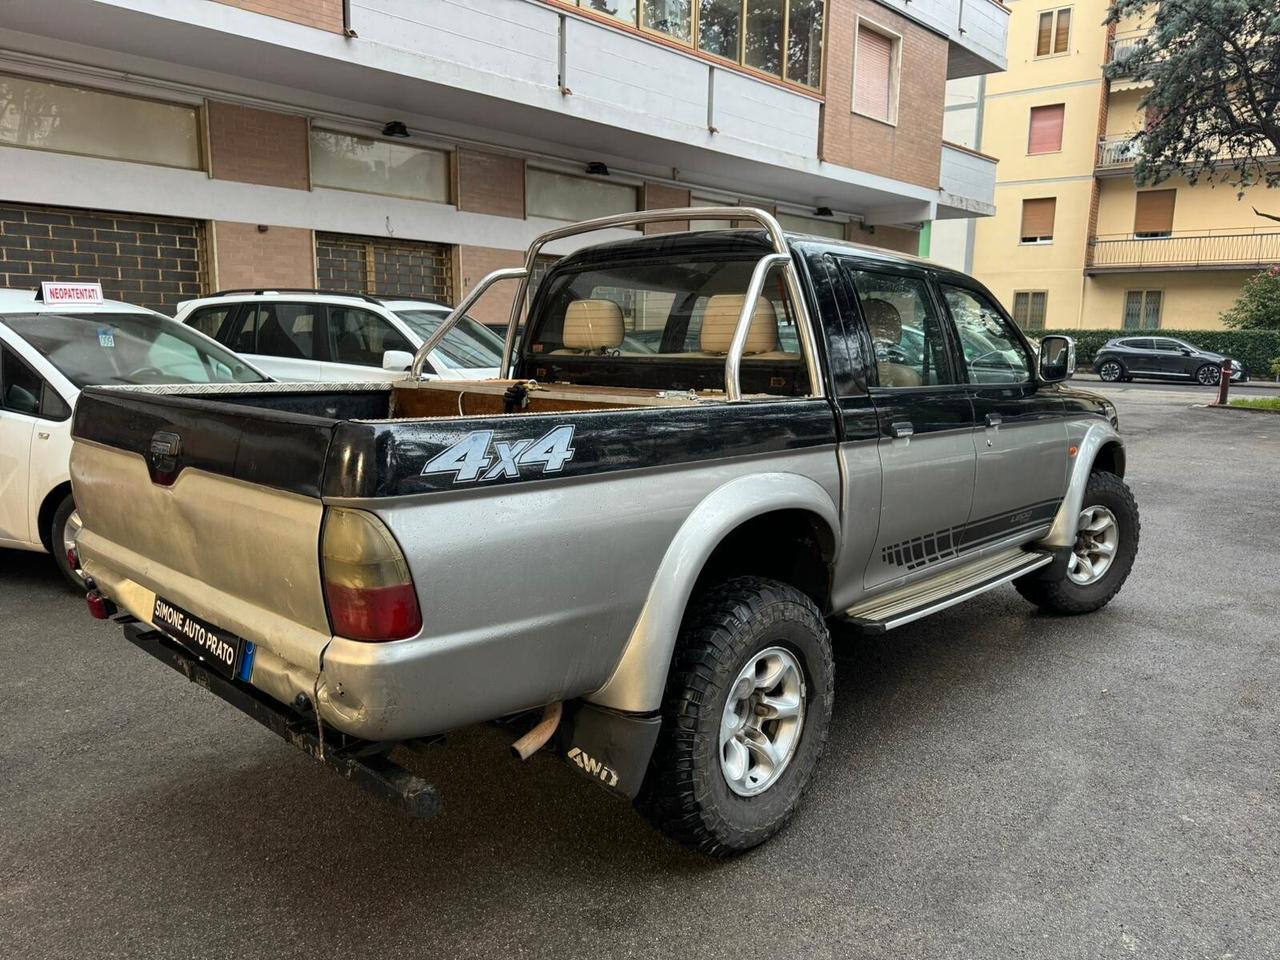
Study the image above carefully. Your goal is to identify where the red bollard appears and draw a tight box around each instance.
[1216,359,1232,406]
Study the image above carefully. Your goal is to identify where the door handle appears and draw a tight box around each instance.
[890,421,914,439]
[985,413,1002,430]
[37,431,50,440]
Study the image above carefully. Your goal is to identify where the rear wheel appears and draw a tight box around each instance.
[637,576,833,856]
[1195,363,1221,386]
[1016,471,1138,615]
[1098,359,1125,383]
[50,494,85,592]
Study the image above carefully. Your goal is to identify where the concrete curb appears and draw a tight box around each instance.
[1071,373,1280,393]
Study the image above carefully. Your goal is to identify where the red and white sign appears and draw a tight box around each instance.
[41,282,104,306]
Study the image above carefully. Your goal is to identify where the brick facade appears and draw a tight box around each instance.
[456,150,526,219]
[205,101,310,190]
[210,221,315,290]
[643,183,691,234]
[821,0,947,190]
[209,0,344,33]
[0,203,203,314]
[456,245,525,327]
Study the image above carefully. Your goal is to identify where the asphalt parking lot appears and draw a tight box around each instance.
[3,381,1277,960]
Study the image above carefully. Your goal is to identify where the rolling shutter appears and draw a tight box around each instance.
[1020,198,1057,240]
[1037,12,1053,57]
[1134,190,1176,236]
[315,232,453,302]
[1028,104,1065,154]
[855,27,894,122]
[1054,9,1071,53]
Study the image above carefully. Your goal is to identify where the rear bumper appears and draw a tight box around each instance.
[122,622,441,819]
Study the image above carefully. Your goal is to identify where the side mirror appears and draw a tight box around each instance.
[1038,334,1075,383]
[1181,348,1193,356]
[382,349,414,372]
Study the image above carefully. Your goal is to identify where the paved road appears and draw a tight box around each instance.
[3,386,1277,960]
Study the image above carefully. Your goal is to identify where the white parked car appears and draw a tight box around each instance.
[0,285,266,586]
[174,290,504,382]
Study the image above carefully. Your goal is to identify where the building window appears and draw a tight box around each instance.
[0,72,200,169]
[643,0,692,42]
[777,211,845,240]
[852,22,899,125]
[1036,7,1071,57]
[690,194,737,231]
[310,130,450,202]
[1133,189,1176,238]
[1123,290,1162,329]
[1020,197,1056,244]
[1028,104,1065,154]
[526,168,640,222]
[1012,291,1048,330]
[577,0,824,89]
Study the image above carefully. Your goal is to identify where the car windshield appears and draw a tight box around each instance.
[394,310,504,369]
[3,312,265,388]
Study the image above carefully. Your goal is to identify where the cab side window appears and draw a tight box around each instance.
[846,269,958,388]
[1,345,67,420]
[328,308,414,367]
[940,285,1033,385]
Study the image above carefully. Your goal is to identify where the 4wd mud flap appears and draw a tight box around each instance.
[556,702,660,799]
[122,623,440,819]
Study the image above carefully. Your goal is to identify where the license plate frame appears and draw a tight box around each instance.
[150,596,245,680]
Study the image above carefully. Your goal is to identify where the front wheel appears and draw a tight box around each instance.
[1195,364,1221,386]
[1016,471,1139,615]
[637,576,834,856]
[1098,359,1125,383]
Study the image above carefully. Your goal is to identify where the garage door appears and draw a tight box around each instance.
[315,233,453,303]
[0,203,204,314]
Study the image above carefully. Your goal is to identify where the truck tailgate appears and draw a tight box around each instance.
[70,387,337,673]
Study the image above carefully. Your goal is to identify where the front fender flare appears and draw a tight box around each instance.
[1039,420,1124,550]
[587,472,840,714]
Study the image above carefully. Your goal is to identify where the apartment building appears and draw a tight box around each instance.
[0,0,1007,323]
[958,0,1278,332]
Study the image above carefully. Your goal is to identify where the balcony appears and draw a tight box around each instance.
[1087,229,1280,273]
[874,0,1009,78]
[1096,135,1140,173]
[1106,30,1150,71]
[938,141,997,217]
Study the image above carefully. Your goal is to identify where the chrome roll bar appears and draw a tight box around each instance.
[408,207,824,400]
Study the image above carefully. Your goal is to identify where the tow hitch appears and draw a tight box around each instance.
[122,624,440,819]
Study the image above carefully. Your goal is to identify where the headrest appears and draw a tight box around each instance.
[563,299,625,351]
[862,298,902,342]
[700,295,779,355]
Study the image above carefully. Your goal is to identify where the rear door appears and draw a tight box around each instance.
[237,302,326,381]
[1122,338,1156,374]
[0,338,37,544]
[938,280,1068,542]
[836,259,976,593]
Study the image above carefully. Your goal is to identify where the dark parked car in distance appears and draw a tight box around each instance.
[1093,336,1246,386]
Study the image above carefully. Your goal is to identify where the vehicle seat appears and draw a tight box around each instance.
[698,295,796,359]
[863,298,921,387]
[552,299,625,354]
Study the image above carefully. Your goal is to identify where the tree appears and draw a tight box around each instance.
[1220,265,1280,329]
[1104,0,1280,191]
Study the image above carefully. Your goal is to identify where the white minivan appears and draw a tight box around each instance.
[0,285,267,587]
[175,290,504,382]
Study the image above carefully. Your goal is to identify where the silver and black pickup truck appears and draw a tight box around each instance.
[69,209,1137,855]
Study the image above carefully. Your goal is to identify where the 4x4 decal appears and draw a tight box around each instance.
[420,425,577,482]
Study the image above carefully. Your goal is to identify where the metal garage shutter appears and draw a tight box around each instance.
[315,233,453,303]
[0,203,204,314]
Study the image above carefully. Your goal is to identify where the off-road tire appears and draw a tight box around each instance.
[1016,471,1139,615]
[636,576,834,856]
[1097,359,1125,383]
[50,494,85,592]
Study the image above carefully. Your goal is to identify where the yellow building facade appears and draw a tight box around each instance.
[971,0,1278,331]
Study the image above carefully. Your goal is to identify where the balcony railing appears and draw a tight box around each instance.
[1088,228,1280,271]
[1106,30,1150,72]
[1097,135,1141,169]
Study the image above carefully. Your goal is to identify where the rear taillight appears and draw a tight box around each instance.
[321,508,422,642]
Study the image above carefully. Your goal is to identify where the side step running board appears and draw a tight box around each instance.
[842,548,1053,633]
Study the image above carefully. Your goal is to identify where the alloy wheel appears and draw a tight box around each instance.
[1068,505,1120,586]
[1100,361,1121,382]
[62,510,83,564]
[719,646,806,797]
[1197,365,1221,386]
